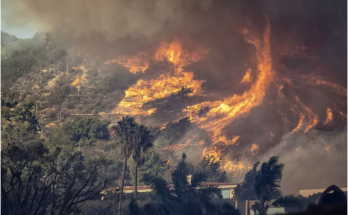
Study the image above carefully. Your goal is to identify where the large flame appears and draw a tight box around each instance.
[112,39,207,116]
[184,18,273,146]
[112,17,274,172]
[105,52,149,74]
[106,16,345,173]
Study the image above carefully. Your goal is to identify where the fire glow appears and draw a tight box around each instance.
[104,16,346,173]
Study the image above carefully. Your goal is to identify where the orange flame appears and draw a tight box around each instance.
[184,17,274,144]
[112,39,207,116]
[323,108,333,126]
[250,143,259,155]
[240,68,252,84]
[291,114,305,133]
[202,143,248,172]
[70,66,88,87]
[305,75,347,96]
[71,76,82,86]
[304,117,318,133]
[223,161,246,172]
[161,141,191,151]
[105,52,149,73]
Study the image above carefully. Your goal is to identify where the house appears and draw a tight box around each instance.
[102,182,237,198]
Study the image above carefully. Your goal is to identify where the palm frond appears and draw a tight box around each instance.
[271,195,303,209]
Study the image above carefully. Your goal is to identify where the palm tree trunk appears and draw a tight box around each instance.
[118,157,128,215]
[134,162,138,200]
[260,198,266,215]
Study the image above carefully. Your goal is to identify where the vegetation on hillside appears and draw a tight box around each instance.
[1,32,345,215]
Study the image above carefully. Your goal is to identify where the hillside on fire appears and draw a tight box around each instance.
[1,0,347,215]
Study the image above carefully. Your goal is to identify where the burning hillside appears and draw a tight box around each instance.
[4,0,346,192]
[99,16,346,176]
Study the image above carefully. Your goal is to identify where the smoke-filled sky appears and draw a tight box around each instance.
[3,0,347,194]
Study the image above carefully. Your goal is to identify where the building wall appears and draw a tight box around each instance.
[221,187,236,199]
[222,189,230,199]
[249,208,285,215]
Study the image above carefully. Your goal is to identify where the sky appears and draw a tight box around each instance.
[1,1,38,39]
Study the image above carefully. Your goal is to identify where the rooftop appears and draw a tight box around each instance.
[103,182,237,194]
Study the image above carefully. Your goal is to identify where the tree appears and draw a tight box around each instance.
[1,95,115,215]
[1,142,114,215]
[129,153,240,215]
[110,116,137,215]
[128,151,167,186]
[234,161,260,200]
[199,155,228,183]
[46,116,110,149]
[249,157,302,215]
[284,193,323,213]
[1,93,40,147]
[131,124,153,200]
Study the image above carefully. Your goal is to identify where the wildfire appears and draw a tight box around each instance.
[112,39,207,116]
[305,75,347,96]
[215,135,240,146]
[105,52,149,73]
[154,39,208,67]
[223,161,246,172]
[184,17,274,145]
[161,141,191,151]
[290,93,320,134]
[240,68,252,83]
[250,143,259,155]
[202,147,221,163]
[70,66,88,87]
[107,14,346,174]
[71,76,82,86]
[323,108,333,125]
[159,17,273,172]
[304,117,319,133]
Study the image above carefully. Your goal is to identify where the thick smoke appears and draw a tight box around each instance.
[3,0,347,193]
[256,130,347,194]
[4,0,346,82]
[0,0,274,60]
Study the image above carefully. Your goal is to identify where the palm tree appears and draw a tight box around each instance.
[110,116,137,215]
[131,153,240,215]
[251,156,302,215]
[131,124,153,200]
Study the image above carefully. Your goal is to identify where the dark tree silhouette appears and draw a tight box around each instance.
[251,157,302,215]
[1,143,114,215]
[110,116,137,215]
[129,153,240,215]
[131,124,153,200]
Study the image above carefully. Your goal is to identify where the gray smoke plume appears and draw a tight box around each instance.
[253,130,347,194]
